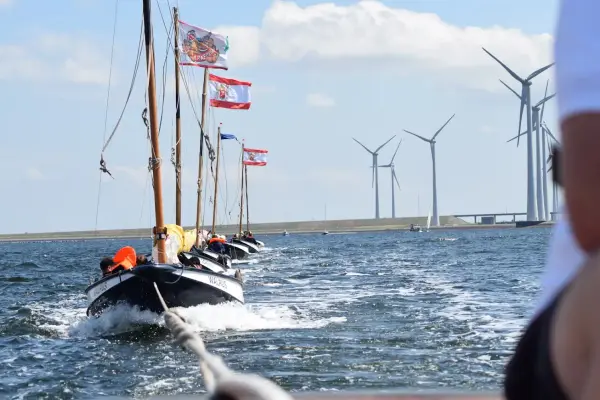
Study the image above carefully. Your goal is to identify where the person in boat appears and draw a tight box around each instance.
[99,246,143,276]
[207,234,226,254]
[503,0,600,398]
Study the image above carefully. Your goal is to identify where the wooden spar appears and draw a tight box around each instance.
[173,7,182,226]
[211,124,222,234]
[194,68,209,246]
[142,0,167,263]
[245,164,250,232]
[238,147,244,234]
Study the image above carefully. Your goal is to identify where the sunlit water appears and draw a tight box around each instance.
[0,228,550,398]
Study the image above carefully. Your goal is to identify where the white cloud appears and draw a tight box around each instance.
[0,33,110,85]
[0,0,12,6]
[214,25,261,68]
[306,92,335,107]
[25,167,44,180]
[222,0,553,91]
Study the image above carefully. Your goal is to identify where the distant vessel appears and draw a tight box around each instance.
[283,230,289,236]
[409,223,422,232]
[322,230,329,235]
[425,208,432,232]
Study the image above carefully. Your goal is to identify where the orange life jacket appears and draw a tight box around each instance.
[208,237,226,244]
[108,246,137,272]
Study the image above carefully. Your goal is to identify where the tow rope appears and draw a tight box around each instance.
[152,282,294,400]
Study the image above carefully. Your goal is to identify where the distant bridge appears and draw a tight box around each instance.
[454,212,561,224]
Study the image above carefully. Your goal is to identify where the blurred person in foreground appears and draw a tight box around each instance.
[503,0,600,399]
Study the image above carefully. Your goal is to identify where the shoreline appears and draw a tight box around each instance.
[0,218,555,243]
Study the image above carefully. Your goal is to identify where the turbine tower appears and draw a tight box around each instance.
[505,80,555,221]
[403,114,455,227]
[378,139,403,218]
[353,136,395,219]
[483,47,554,221]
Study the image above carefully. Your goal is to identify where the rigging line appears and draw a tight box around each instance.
[95,0,120,233]
[156,0,173,135]
[154,3,204,132]
[101,21,144,154]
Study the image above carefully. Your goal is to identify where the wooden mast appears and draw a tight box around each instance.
[238,147,245,234]
[173,7,182,226]
[245,164,250,232]
[193,68,209,246]
[142,0,167,263]
[211,124,222,234]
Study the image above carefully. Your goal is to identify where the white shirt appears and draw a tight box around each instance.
[534,0,600,316]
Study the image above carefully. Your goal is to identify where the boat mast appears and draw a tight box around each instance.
[238,147,244,234]
[194,68,209,245]
[173,7,182,226]
[142,0,167,263]
[245,164,250,232]
[211,124,222,234]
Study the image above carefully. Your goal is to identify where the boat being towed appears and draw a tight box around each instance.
[85,259,244,317]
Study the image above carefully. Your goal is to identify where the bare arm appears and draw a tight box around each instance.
[555,0,600,252]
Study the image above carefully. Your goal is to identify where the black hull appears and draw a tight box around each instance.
[232,239,258,253]
[516,220,545,228]
[223,243,250,260]
[85,264,243,317]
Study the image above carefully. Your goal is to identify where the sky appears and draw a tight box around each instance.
[0,0,560,234]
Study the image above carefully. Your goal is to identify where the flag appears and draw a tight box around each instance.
[243,148,268,166]
[178,20,229,70]
[208,74,251,110]
[220,133,238,141]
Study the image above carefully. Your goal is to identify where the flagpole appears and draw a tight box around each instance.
[194,68,209,246]
[173,7,182,226]
[245,163,250,232]
[211,123,222,234]
[238,142,245,234]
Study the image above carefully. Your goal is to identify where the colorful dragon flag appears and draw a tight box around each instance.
[178,20,229,70]
[208,74,252,110]
[243,148,268,166]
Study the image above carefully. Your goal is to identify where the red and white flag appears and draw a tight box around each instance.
[208,74,251,110]
[243,148,268,166]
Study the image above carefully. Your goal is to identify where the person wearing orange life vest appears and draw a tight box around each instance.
[99,246,147,277]
[207,234,226,254]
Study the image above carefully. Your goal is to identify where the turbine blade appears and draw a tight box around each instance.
[543,123,559,143]
[534,93,556,109]
[352,138,374,154]
[517,88,526,147]
[499,79,521,99]
[431,113,456,140]
[374,135,396,153]
[507,130,527,143]
[482,47,525,83]
[539,80,549,122]
[526,62,555,81]
[403,129,431,143]
[371,162,375,188]
[393,169,401,191]
[390,139,402,164]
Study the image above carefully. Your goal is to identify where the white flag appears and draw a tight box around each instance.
[178,20,228,70]
[208,74,252,110]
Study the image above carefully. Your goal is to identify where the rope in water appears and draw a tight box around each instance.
[152,282,294,400]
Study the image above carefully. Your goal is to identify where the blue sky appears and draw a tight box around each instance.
[0,0,559,233]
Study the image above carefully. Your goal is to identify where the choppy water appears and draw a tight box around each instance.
[0,228,551,399]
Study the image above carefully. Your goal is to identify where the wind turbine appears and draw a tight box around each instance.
[506,80,555,221]
[353,135,395,219]
[378,139,403,218]
[403,114,455,227]
[483,47,554,221]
